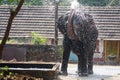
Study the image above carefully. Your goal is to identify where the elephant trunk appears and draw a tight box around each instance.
[67,9,76,40]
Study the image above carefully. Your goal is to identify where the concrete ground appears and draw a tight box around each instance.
[58,64,120,80]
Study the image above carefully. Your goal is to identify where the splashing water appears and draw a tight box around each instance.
[70,0,85,11]
[70,0,80,9]
[70,0,86,19]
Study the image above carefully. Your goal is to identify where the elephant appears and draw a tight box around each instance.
[57,9,98,76]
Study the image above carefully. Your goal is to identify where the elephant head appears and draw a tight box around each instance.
[57,12,70,35]
[67,9,96,41]
[67,9,87,40]
[58,9,96,42]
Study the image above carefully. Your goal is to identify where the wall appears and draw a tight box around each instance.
[4,44,61,62]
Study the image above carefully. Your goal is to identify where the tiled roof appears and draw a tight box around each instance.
[0,6,120,40]
[88,7,120,40]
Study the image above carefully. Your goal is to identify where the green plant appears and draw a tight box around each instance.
[0,39,19,44]
[30,32,47,45]
[0,40,1,44]
[6,39,18,44]
[0,66,9,78]
[0,66,18,79]
[59,46,63,58]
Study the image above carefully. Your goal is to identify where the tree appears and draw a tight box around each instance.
[78,0,108,6]
[108,0,120,6]
[0,0,24,59]
[59,0,120,6]
[0,0,55,6]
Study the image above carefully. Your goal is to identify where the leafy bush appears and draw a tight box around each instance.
[30,32,47,45]
[0,39,18,44]
[0,40,1,44]
[0,32,47,44]
[6,39,19,44]
[0,66,13,79]
[59,46,63,58]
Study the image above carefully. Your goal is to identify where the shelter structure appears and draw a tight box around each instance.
[0,6,120,64]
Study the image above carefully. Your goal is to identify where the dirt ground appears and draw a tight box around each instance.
[58,64,120,80]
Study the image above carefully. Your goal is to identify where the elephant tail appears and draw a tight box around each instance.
[67,9,76,39]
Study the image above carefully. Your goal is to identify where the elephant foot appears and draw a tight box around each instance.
[78,72,88,76]
[88,70,93,74]
[76,70,81,74]
[58,71,68,76]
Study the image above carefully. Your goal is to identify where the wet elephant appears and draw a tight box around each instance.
[57,9,98,76]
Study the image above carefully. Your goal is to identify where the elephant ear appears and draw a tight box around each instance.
[57,15,66,34]
[67,9,76,39]
[84,13,96,31]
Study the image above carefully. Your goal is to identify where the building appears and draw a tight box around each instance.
[0,6,120,64]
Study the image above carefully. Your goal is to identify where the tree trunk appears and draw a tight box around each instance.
[0,0,24,59]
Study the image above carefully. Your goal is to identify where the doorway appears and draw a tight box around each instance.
[105,40,119,63]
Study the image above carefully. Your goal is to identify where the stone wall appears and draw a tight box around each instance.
[4,44,61,62]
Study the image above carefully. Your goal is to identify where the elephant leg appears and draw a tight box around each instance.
[81,54,88,76]
[88,42,96,74]
[78,52,88,76]
[88,53,94,74]
[60,50,70,75]
[60,38,71,75]
[77,55,82,74]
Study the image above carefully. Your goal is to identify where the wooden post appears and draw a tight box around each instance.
[117,41,119,63]
[54,0,59,45]
[104,40,107,62]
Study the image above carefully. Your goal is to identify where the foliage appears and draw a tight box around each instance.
[26,0,55,5]
[0,0,19,5]
[24,0,43,5]
[6,39,19,44]
[0,66,18,80]
[30,32,47,45]
[0,37,47,44]
[78,0,106,6]
[0,0,119,6]
[0,66,11,79]
[0,39,19,44]
[60,0,120,6]
[0,0,55,5]
[108,0,120,6]
[59,0,71,6]
[59,46,63,58]
[0,66,42,79]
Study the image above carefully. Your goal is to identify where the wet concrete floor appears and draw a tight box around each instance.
[58,64,120,80]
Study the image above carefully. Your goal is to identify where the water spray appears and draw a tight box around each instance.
[70,0,86,20]
[70,0,80,10]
